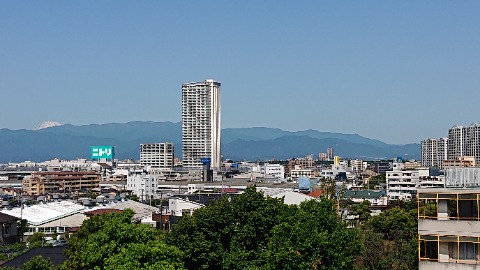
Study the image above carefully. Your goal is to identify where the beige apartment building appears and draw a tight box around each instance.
[442,156,476,169]
[23,171,101,195]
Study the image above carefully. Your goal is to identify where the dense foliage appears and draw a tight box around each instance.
[355,207,418,270]
[63,209,184,270]
[168,186,360,270]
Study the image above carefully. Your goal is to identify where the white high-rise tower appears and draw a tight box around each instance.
[182,80,221,169]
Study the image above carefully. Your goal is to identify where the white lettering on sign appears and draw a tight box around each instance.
[92,147,112,157]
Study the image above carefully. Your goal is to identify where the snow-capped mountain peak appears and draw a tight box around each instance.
[34,121,62,130]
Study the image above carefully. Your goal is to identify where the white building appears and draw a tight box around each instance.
[466,123,480,164]
[446,124,480,165]
[448,125,466,160]
[320,164,347,179]
[349,159,365,172]
[182,80,221,169]
[126,172,159,201]
[290,167,315,179]
[262,164,285,179]
[169,197,204,217]
[386,162,419,200]
[421,138,448,168]
[140,143,174,169]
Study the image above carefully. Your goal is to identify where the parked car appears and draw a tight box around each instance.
[52,240,68,247]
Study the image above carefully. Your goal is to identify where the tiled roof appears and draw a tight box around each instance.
[84,209,123,216]
[308,190,325,198]
[344,190,385,199]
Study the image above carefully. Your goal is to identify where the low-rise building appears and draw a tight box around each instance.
[262,164,285,179]
[22,171,101,196]
[386,162,419,200]
[0,213,19,244]
[442,156,476,169]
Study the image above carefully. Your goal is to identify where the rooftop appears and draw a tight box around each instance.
[1,200,157,226]
[1,201,85,226]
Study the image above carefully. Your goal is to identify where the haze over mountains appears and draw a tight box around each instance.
[0,121,420,163]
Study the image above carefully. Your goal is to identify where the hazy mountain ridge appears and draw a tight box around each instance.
[0,122,420,162]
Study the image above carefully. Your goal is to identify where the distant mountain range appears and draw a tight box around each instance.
[0,121,420,163]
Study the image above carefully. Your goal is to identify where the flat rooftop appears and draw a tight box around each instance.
[417,187,480,194]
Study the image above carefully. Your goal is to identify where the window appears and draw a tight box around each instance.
[449,242,478,261]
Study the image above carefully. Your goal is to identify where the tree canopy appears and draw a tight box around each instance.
[168,186,361,270]
[63,209,184,270]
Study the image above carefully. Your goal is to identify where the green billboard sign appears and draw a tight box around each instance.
[90,146,114,159]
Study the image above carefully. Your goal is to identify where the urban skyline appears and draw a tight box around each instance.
[1,2,479,145]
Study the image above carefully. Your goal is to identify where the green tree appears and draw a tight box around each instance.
[366,174,386,189]
[358,207,418,270]
[167,186,287,270]
[21,255,54,270]
[367,207,417,241]
[319,177,336,199]
[17,219,28,242]
[264,199,361,270]
[27,233,45,248]
[63,209,184,270]
[348,201,372,225]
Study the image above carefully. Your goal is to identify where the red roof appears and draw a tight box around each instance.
[84,209,123,216]
[308,190,325,198]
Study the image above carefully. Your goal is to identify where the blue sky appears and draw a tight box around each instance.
[1,1,479,144]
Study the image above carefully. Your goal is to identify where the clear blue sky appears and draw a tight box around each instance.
[1,1,479,144]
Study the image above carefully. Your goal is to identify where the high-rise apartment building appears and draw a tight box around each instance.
[140,143,174,168]
[182,80,221,169]
[421,138,448,168]
[448,125,466,159]
[447,124,480,164]
[466,123,480,164]
[327,147,334,161]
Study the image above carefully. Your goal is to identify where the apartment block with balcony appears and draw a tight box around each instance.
[140,143,174,169]
[22,171,101,196]
[386,162,420,200]
[182,80,221,170]
[422,138,448,168]
[418,188,480,270]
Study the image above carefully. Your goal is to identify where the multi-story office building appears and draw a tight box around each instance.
[182,80,221,169]
[140,143,174,169]
[422,138,448,168]
[261,164,285,179]
[22,171,101,195]
[371,161,392,174]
